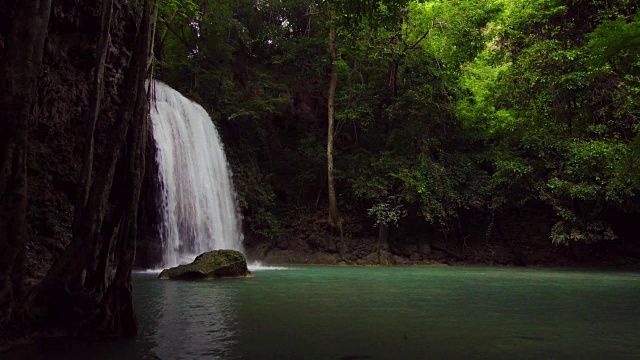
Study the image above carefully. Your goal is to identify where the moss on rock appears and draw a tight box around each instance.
[158,250,251,280]
[379,251,396,266]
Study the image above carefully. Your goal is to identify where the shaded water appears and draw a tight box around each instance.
[150,81,243,267]
[8,266,640,359]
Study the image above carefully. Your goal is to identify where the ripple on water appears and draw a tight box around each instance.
[247,261,294,271]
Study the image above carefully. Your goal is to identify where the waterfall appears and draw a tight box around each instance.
[149,80,243,268]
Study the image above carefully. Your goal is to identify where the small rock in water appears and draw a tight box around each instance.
[158,250,251,280]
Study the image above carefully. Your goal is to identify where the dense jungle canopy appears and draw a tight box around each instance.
[155,0,640,251]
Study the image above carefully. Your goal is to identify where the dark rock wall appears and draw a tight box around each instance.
[17,0,147,282]
[136,133,163,268]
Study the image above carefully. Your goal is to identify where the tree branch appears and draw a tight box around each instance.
[162,21,194,51]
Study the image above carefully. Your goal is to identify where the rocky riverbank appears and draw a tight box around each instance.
[243,210,640,269]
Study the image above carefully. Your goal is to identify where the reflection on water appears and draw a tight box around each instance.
[151,281,237,359]
[5,267,640,359]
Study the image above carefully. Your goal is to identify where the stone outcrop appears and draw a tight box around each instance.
[159,250,251,280]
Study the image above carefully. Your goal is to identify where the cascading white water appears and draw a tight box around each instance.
[149,80,243,268]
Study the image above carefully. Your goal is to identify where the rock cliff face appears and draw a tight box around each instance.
[1,0,165,283]
[24,0,140,283]
[1,0,155,342]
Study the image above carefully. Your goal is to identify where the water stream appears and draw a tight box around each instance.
[149,81,243,267]
[7,266,640,359]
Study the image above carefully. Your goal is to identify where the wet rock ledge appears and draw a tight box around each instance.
[159,250,252,280]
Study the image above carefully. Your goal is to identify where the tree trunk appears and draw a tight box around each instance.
[74,0,115,289]
[378,223,390,259]
[0,0,52,323]
[327,2,342,235]
[387,59,398,98]
[97,51,150,335]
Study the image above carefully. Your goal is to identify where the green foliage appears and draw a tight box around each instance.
[158,0,200,19]
[459,0,640,244]
[368,202,407,227]
[588,14,640,66]
[156,0,640,248]
[232,162,284,239]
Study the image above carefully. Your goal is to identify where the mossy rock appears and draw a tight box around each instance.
[363,252,379,264]
[158,250,251,280]
[379,250,396,266]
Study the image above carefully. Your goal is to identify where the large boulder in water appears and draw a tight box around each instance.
[158,250,251,280]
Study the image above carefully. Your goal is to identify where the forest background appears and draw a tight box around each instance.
[149,0,640,266]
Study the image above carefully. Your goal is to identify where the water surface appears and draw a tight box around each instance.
[8,266,640,359]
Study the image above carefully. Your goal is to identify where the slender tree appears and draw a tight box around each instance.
[326,1,343,235]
